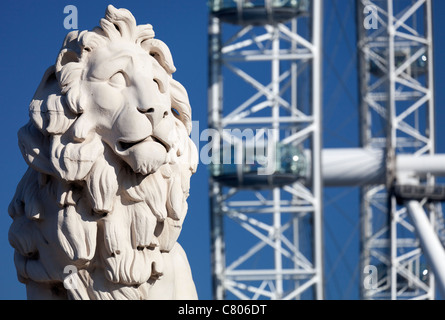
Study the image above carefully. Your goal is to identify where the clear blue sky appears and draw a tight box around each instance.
[0,0,444,300]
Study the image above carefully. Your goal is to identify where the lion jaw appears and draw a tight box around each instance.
[115,135,169,175]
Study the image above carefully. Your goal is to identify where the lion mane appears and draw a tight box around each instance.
[8,5,198,300]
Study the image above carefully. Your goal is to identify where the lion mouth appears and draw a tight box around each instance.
[118,135,170,152]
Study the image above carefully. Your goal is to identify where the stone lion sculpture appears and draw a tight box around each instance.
[8,5,199,300]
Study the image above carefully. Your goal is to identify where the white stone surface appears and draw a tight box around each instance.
[8,5,199,300]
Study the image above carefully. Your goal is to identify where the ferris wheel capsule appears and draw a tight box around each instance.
[208,0,309,25]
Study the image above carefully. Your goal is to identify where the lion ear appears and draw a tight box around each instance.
[141,39,176,74]
[29,66,57,133]
[55,48,79,73]
[170,79,192,135]
[30,65,76,136]
[55,48,84,114]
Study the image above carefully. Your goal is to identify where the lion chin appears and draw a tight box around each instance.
[116,137,169,175]
[8,5,199,300]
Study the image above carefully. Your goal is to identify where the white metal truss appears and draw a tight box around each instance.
[357,0,440,300]
[208,0,323,300]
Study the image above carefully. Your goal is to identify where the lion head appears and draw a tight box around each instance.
[8,5,198,300]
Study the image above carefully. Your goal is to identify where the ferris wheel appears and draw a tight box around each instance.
[207,0,445,300]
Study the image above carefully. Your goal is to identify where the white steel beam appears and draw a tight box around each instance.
[318,149,445,187]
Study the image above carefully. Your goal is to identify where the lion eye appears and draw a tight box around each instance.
[109,71,128,87]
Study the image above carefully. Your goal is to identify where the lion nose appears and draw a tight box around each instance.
[137,104,175,151]
[137,105,171,128]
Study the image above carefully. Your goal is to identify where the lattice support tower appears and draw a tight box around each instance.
[208,0,324,300]
[357,0,441,300]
